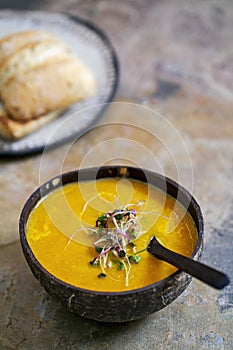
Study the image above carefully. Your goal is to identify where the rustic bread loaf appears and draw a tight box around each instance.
[0,30,96,139]
[1,54,96,121]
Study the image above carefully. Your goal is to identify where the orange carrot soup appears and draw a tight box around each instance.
[26,178,198,292]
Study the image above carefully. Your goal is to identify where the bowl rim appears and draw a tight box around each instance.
[19,165,204,296]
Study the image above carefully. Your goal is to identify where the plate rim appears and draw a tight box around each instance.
[0,10,119,157]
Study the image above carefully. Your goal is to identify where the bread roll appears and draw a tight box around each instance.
[1,54,95,120]
[0,30,96,139]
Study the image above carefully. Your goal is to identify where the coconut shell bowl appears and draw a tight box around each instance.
[19,166,229,322]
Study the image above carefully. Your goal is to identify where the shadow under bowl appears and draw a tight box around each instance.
[19,166,204,322]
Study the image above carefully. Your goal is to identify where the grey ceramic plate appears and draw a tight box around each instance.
[0,10,119,156]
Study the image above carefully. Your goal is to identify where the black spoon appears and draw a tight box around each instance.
[147,236,230,289]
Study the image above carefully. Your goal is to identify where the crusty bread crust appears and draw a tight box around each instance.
[0,38,70,87]
[0,103,62,140]
[0,30,58,69]
[1,55,96,120]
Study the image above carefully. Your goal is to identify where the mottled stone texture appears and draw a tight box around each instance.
[0,0,232,349]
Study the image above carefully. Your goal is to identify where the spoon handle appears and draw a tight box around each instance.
[147,237,229,289]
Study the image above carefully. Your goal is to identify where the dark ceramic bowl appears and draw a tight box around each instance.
[19,166,204,322]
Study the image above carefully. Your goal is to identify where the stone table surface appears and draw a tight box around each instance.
[0,0,233,349]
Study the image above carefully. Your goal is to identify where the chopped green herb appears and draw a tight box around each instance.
[129,255,141,264]
[113,209,124,220]
[96,213,109,227]
[98,273,107,278]
[118,249,126,258]
[95,246,103,253]
[118,261,125,270]
[89,258,99,267]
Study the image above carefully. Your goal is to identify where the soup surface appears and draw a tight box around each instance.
[26,178,198,292]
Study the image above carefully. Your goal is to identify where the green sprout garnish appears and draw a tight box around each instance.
[67,193,171,287]
[68,196,172,287]
[89,201,147,286]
